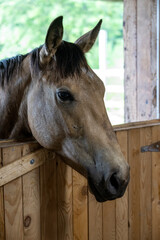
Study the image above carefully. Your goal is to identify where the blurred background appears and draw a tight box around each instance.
[0,0,124,125]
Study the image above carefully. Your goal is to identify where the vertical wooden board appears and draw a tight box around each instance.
[103,200,116,240]
[3,146,23,240]
[0,148,5,240]
[137,0,156,120]
[73,170,88,240]
[140,127,152,240]
[22,144,41,240]
[88,192,102,240]
[40,151,57,240]
[128,129,140,240]
[116,131,128,240]
[123,0,137,122]
[57,157,73,239]
[0,187,4,240]
[150,0,157,118]
[159,2,160,116]
[152,125,160,239]
[124,0,157,122]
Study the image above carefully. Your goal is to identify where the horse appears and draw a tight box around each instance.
[0,16,129,202]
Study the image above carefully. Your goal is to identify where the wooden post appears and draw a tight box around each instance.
[124,0,157,122]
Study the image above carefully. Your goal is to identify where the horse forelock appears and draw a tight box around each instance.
[55,41,88,79]
[30,41,88,81]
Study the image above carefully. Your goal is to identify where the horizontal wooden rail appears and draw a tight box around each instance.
[0,139,37,148]
[0,148,55,186]
[113,119,160,131]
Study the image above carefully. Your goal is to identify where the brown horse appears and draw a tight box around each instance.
[0,16,129,202]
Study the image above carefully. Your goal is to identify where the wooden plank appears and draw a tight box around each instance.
[114,119,160,132]
[0,148,46,187]
[0,148,5,240]
[57,157,73,239]
[22,144,41,240]
[40,151,57,240]
[0,140,37,148]
[116,131,128,240]
[140,127,152,240]
[88,192,102,240]
[128,129,140,240]
[152,125,160,239]
[150,0,157,118]
[159,1,160,116]
[73,170,88,240]
[103,201,116,240]
[137,0,156,120]
[123,0,157,122]
[0,139,15,144]
[3,146,23,240]
[123,0,137,122]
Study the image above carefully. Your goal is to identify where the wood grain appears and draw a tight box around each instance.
[114,119,160,132]
[150,0,157,118]
[140,127,152,240]
[128,129,140,240]
[103,200,116,240]
[0,148,46,187]
[22,144,41,240]
[73,170,88,240]
[40,151,57,240]
[159,2,160,115]
[1,120,160,240]
[116,131,128,240]
[123,0,157,122]
[57,156,73,239]
[123,0,137,122]
[89,192,102,240]
[152,126,160,239]
[137,0,154,120]
[3,146,23,240]
[0,140,37,148]
[0,148,5,240]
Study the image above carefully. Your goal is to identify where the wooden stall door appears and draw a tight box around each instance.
[1,120,160,240]
[71,120,160,240]
[113,120,160,240]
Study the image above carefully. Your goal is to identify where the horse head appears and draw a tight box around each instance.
[27,16,130,202]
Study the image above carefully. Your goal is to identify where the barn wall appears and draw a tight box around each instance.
[124,0,157,122]
[1,120,160,239]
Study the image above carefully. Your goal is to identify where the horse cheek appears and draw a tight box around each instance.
[27,94,61,149]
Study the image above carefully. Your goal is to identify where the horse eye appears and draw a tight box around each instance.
[57,90,74,102]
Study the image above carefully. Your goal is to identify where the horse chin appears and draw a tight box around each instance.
[88,178,121,203]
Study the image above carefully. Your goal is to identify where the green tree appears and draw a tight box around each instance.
[0,0,123,68]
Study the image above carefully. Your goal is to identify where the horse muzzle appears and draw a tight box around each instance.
[88,166,130,202]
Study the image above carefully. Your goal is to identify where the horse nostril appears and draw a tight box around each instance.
[107,172,121,195]
[110,173,120,191]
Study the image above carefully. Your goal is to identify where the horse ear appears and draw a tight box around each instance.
[40,16,63,64]
[75,19,102,53]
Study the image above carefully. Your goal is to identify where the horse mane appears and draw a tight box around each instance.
[0,40,88,87]
[0,54,28,87]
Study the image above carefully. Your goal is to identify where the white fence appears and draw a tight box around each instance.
[93,68,124,124]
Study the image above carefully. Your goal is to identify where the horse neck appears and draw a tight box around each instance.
[0,55,32,139]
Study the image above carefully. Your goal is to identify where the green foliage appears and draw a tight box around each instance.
[0,0,123,68]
